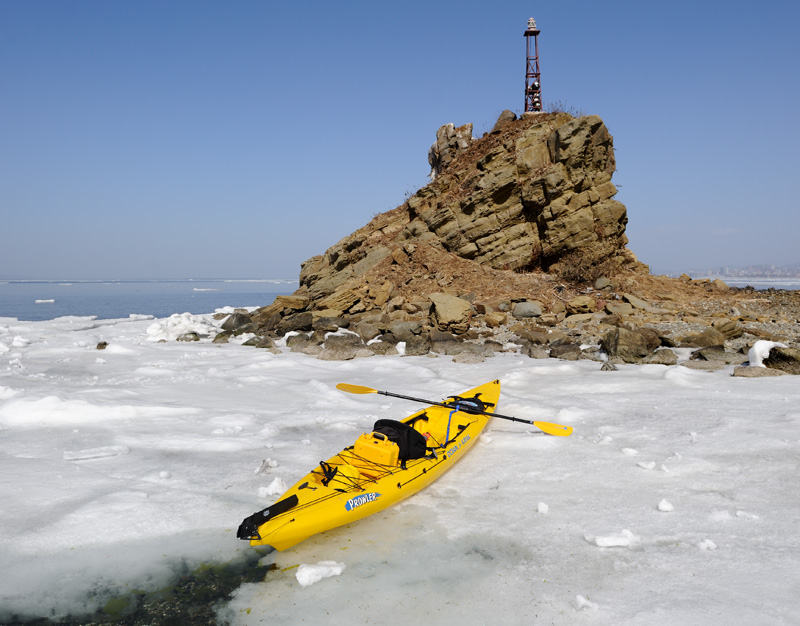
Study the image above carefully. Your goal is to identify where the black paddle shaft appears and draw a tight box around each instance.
[376,390,537,426]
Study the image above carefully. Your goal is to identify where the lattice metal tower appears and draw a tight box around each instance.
[524,17,542,112]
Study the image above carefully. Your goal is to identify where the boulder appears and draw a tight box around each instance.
[636,327,662,352]
[213,331,232,344]
[566,295,596,315]
[404,335,431,356]
[522,343,549,359]
[549,342,581,361]
[762,347,800,375]
[221,312,253,332]
[319,333,365,361]
[514,326,549,345]
[429,293,472,333]
[690,346,748,365]
[733,365,788,377]
[678,327,727,348]
[354,322,381,342]
[368,341,399,356]
[622,293,651,311]
[255,336,277,349]
[491,109,517,132]
[276,311,314,336]
[429,328,462,354]
[712,319,744,339]
[286,333,318,352]
[512,301,544,318]
[642,349,678,366]
[601,326,651,363]
[452,351,486,364]
[390,320,421,342]
[485,311,508,328]
[312,316,349,333]
[605,302,634,317]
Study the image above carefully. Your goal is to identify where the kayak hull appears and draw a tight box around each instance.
[240,380,500,551]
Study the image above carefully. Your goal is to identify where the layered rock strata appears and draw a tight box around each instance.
[296,111,642,318]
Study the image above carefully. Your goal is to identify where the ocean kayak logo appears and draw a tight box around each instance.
[345,492,382,511]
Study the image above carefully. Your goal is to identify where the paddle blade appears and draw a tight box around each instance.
[533,421,573,437]
[336,383,378,395]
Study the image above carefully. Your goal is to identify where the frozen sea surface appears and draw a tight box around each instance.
[1,313,799,625]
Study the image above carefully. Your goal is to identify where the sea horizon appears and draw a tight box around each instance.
[0,278,299,322]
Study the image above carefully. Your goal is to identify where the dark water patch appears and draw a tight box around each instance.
[2,550,275,626]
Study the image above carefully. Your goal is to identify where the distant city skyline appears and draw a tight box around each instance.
[2,1,798,280]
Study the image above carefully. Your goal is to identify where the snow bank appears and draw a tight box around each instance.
[1,314,799,625]
[146,312,220,342]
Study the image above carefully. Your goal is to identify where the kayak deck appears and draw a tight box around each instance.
[237,380,500,551]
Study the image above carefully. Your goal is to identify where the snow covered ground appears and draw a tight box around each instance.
[1,312,799,625]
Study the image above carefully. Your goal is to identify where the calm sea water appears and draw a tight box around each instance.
[0,280,298,322]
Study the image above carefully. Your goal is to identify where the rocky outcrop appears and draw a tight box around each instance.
[428,122,475,178]
[295,112,644,317]
[220,109,800,372]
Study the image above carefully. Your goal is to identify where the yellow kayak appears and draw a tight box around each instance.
[237,380,501,551]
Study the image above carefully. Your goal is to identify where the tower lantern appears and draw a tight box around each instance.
[524,17,542,112]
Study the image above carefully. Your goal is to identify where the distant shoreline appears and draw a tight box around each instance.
[0,278,299,284]
[690,276,800,290]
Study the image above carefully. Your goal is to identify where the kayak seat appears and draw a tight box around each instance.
[372,419,428,461]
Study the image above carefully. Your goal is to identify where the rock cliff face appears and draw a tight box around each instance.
[296,111,643,315]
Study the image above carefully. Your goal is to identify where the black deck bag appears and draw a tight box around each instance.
[372,419,428,460]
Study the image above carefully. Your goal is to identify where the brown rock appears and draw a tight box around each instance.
[642,349,678,365]
[273,295,310,311]
[429,292,472,333]
[606,302,634,316]
[485,311,508,328]
[601,326,651,363]
[733,366,788,377]
[566,295,597,315]
[712,319,744,339]
[678,327,727,348]
[762,347,800,375]
[318,289,361,313]
[276,311,314,336]
[549,342,581,361]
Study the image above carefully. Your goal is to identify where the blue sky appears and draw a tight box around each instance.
[1,1,798,279]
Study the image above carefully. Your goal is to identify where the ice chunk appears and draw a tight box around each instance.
[295,561,346,587]
[258,477,287,498]
[697,539,717,551]
[574,594,599,611]
[585,529,638,548]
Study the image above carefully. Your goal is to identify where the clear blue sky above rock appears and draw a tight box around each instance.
[2,1,798,279]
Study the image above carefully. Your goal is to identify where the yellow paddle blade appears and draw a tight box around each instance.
[336,383,378,395]
[533,421,574,437]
